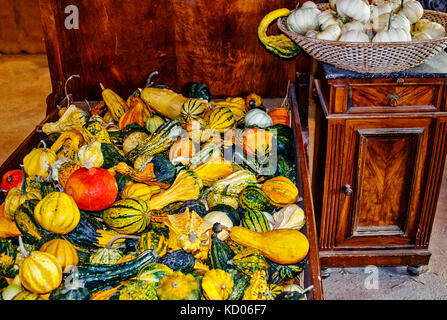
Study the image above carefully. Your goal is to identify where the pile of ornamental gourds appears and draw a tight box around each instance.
[0,74,310,300]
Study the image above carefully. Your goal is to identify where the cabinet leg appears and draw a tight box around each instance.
[321,267,331,279]
[407,265,428,276]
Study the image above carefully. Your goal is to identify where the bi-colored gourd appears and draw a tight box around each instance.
[211,97,248,122]
[100,83,129,122]
[14,199,50,244]
[258,8,301,59]
[137,263,174,283]
[145,113,165,134]
[42,105,88,135]
[179,98,209,123]
[39,238,79,273]
[148,169,202,210]
[50,130,84,159]
[34,191,80,235]
[272,204,306,230]
[122,132,149,154]
[78,139,104,168]
[135,231,168,257]
[207,106,237,133]
[118,97,151,130]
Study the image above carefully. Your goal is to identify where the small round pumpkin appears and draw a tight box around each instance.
[207,106,237,133]
[102,198,151,235]
[33,192,80,235]
[121,182,161,202]
[245,93,262,109]
[1,169,23,195]
[261,176,299,207]
[202,269,234,300]
[65,167,118,211]
[39,238,79,272]
[268,107,290,126]
[156,271,201,300]
[23,140,58,180]
[19,243,62,295]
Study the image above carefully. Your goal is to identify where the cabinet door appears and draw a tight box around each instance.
[335,118,433,248]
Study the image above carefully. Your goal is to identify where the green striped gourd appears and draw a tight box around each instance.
[211,170,257,197]
[209,234,234,270]
[207,106,237,133]
[206,190,239,210]
[135,231,168,257]
[241,209,271,232]
[238,185,274,212]
[127,120,184,162]
[179,98,209,123]
[102,198,151,235]
[89,247,124,265]
[14,199,51,245]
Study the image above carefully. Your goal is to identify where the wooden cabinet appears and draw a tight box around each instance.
[312,61,447,268]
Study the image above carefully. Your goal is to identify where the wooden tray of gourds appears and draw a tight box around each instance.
[0,76,323,301]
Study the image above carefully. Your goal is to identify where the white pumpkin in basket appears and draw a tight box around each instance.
[301,1,318,10]
[373,12,411,34]
[372,27,412,42]
[342,20,368,33]
[400,0,424,24]
[316,24,342,41]
[305,30,319,39]
[318,10,343,31]
[412,31,432,41]
[372,0,402,12]
[370,3,392,22]
[286,4,321,35]
[414,19,446,39]
[336,0,371,22]
[339,30,371,42]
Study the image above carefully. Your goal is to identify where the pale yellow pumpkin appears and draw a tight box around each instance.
[23,141,58,180]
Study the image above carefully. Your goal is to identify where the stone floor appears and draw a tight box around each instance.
[0,54,446,300]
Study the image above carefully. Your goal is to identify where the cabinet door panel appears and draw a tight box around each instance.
[335,118,433,248]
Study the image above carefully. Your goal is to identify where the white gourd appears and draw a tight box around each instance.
[373,12,411,34]
[400,0,424,24]
[339,30,371,42]
[337,0,371,22]
[370,3,392,22]
[301,1,318,10]
[272,204,306,230]
[204,211,233,240]
[342,21,367,33]
[244,108,273,128]
[414,19,446,39]
[318,10,343,31]
[286,5,321,35]
[412,31,432,41]
[305,29,319,38]
[316,24,342,41]
[77,139,104,168]
[372,27,412,42]
[372,0,402,12]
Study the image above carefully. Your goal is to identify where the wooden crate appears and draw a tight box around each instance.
[0,0,323,299]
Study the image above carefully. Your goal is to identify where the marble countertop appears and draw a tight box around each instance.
[323,51,447,79]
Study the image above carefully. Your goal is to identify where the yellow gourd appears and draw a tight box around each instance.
[34,192,80,235]
[223,225,309,265]
[202,269,234,300]
[23,141,58,180]
[42,105,88,135]
[140,87,189,120]
[121,182,161,202]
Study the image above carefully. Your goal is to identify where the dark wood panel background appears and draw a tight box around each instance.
[38,0,313,114]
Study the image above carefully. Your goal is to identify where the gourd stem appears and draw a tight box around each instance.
[38,140,48,151]
[302,285,314,294]
[99,83,106,92]
[64,74,80,105]
[146,71,159,88]
[18,236,29,259]
[19,165,27,195]
[387,10,394,31]
[105,235,141,249]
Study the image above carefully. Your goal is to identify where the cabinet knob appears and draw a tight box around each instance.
[342,184,353,196]
[386,94,402,106]
[397,78,405,85]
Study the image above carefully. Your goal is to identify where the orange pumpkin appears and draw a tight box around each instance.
[268,107,290,126]
[118,97,151,130]
[39,239,79,273]
[238,128,274,157]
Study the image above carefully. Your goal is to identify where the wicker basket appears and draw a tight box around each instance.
[277,3,447,73]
